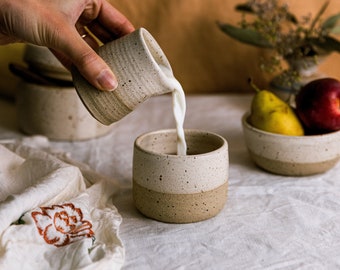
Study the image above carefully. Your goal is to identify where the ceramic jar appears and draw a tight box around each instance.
[133,129,229,223]
[16,82,112,141]
[16,44,112,140]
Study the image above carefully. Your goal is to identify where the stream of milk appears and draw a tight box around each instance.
[170,78,187,155]
[159,65,187,155]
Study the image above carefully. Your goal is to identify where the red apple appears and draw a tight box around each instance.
[295,78,340,134]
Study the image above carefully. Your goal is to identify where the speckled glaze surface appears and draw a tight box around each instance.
[16,82,112,141]
[133,129,229,223]
[72,28,175,125]
[242,112,340,176]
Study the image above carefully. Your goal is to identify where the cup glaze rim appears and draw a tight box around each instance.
[134,128,228,157]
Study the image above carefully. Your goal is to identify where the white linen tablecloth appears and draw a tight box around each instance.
[0,137,124,270]
[1,94,340,270]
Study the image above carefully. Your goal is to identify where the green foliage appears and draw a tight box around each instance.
[217,23,273,48]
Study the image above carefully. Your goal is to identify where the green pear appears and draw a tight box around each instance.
[249,83,304,136]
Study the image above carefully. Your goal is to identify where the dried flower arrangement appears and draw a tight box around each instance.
[218,0,340,85]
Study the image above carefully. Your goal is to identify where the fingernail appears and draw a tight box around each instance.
[96,69,118,91]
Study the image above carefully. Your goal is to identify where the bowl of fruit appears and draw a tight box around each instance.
[242,78,340,176]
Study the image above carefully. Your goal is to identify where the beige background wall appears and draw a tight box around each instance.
[109,0,340,93]
[1,0,340,96]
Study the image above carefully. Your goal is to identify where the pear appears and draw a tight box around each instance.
[249,82,304,136]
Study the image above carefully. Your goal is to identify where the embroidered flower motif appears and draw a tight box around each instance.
[31,203,94,247]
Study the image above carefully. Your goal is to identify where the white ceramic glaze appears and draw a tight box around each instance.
[16,82,112,141]
[133,129,229,223]
[72,28,176,125]
[242,112,340,176]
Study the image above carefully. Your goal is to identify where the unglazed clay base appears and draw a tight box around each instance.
[133,181,228,223]
[249,151,340,176]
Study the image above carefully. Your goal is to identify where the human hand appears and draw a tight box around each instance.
[0,0,134,91]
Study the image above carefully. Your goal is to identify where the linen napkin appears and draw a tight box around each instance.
[0,137,124,270]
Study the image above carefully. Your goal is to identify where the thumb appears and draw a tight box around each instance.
[53,29,117,91]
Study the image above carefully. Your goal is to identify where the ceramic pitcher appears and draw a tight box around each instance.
[72,28,176,125]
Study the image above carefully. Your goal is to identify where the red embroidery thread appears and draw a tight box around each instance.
[31,203,94,247]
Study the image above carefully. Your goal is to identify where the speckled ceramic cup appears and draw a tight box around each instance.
[16,82,112,141]
[242,112,340,176]
[72,28,176,125]
[133,129,229,223]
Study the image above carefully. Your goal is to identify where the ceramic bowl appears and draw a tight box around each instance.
[133,129,229,223]
[16,82,112,141]
[242,112,340,176]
